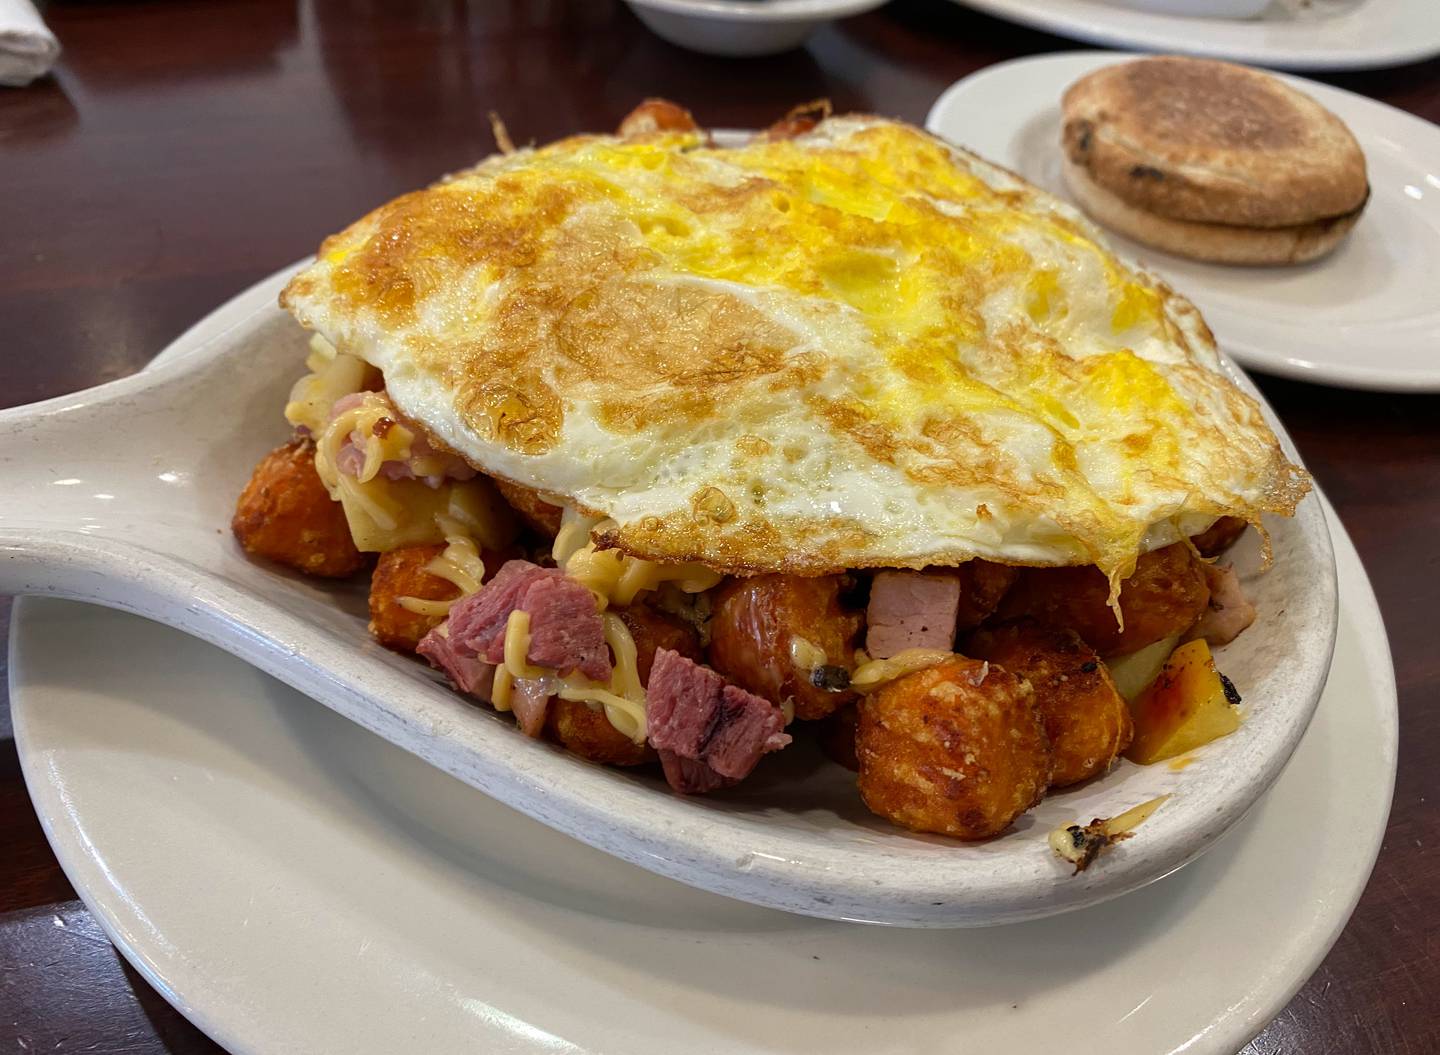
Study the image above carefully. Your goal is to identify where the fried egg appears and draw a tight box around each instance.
[281,114,1309,584]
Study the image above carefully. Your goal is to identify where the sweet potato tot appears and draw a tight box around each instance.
[1191,516,1249,558]
[545,699,655,767]
[369,541,522,654]
[232,439,364,578]
[707,574,864,721]
[544,603,702,767]
[856,658,1051,839]
[997,543,1209,657]
[967,620,1132,787]
[617,98,699,137]
[954,559,1021,632]
[756,99,831,141]
[493,478,564,537]
[816,703,859,771]
[620,602,705,685]
[368,544,459,653]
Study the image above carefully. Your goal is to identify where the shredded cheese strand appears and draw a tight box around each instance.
[789,635,828,672]
[314,394,411,531]
[552,506,598,566]
[397,597,454,617]
[499,603,649,743]
[502,610,547,680]
[557,683,646,743]
[850,649,955,692]
[397,514,488,617]
[554,508,723,612]
[491,663,515,713]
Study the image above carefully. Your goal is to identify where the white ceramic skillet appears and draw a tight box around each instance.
[0,258,1337,928]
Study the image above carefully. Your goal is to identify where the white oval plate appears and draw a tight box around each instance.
[0,248,1335,926]
[927,52,1440,392]
[8,502,1392,1054]
[942,0,1440,71]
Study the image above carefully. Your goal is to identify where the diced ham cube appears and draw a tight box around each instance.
[417,625,496,698]
[446,560,612,683]
[1189,563,1256,647]
[647,649,790,793]
[865,570,961,659]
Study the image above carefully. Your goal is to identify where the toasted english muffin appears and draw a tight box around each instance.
[1063,156,1365,266]
[1061,56,1367,263]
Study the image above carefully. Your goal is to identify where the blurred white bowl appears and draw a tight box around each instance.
[624,0,889,56]
[1112,0,1271,17]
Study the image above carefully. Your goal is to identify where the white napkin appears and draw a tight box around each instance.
[0,0,59,87]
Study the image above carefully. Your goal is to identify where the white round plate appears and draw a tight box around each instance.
[943,0,1440,70]
[9,500,1393,1055]
[928,52,1440,392]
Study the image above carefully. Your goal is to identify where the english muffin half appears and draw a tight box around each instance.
[1061,56,1368,264]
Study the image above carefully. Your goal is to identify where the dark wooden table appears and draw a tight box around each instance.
[2,1,1436,1050]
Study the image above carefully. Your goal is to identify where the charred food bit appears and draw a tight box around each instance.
[1049,795,1170,874]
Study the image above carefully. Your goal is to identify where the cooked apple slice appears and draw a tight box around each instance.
[1125,639,1241,765]
[1106,634,1181,703]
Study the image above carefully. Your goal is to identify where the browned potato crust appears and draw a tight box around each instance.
[1191,515,1248,557]
[707,574,863,721]
[368,544,459,653]
[493,478,564,537]
[543,603,701,767]
[757,100,831,141]
[967,620,1133,787]
[232,439,364,578]
[954,559,1022,632]
[997,543,1210,657]
[617,98,699,137]
[817,703,859,772]
[620,603,704,685]
[546,700,656,767]
[856,658,1050,839]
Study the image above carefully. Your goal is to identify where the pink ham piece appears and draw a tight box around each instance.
[659,753,739,795]
[417,625,496,698]
[514,575,611,681]
[447,560,611,683]
[330,390,476,487]
[446,559,549,660]
[865,570,962,659]
[418,623,550,739]
[1189,563,1257,647]
[647,649,791,794]
[416,560,611,744]
[509,677,552,739]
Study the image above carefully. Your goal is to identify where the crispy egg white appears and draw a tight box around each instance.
[281,116,1308,582]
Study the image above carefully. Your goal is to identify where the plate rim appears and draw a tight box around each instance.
[941,0,1440,71]
[925,49,1440,393]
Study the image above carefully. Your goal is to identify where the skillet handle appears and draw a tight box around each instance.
[0,302,304,597]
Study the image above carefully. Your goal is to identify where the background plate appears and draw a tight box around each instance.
[943,0,1440,70]
[928,52,1440,392]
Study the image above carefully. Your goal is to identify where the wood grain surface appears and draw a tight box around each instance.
[2,1,1436,1051]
